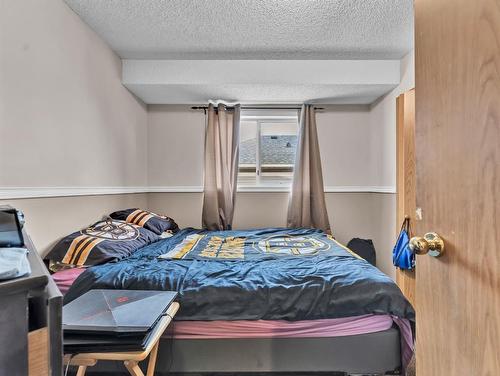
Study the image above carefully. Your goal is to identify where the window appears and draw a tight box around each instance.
[238,110,299,190]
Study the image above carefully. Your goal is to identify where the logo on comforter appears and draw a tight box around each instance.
[160,232,332,260]
[254,235,330,256]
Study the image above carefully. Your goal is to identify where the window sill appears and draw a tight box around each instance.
[237,184,291,193]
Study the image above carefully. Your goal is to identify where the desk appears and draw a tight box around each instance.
[64,302,179,376]
[0,232,63,376]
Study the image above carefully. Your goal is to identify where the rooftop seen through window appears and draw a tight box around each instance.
[238,109,299,189]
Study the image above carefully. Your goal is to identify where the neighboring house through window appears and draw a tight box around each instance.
[238,109,299,190]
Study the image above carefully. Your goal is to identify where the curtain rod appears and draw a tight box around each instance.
[191,105,325,111]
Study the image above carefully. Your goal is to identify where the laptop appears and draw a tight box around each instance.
[63,289,177,334]
[63,329,156,353]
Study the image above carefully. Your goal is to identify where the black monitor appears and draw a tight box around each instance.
[0,206,24,248]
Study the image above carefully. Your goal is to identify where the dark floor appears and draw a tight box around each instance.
[405,355,416,376]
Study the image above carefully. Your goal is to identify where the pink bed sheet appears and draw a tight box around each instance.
[52,268,414,367]
[169,314,393,339]
[51,267,86,295]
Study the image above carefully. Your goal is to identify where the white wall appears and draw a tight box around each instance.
[0,0,148,187]
[148,105,205,187]
[369,51,415,188]
[316,105,373,187]
[0,0,149,253]
[147,104,373,188]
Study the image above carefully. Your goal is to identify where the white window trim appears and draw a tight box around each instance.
[241,115,298,122]
[237,184,292,192]
[238,114,298,189]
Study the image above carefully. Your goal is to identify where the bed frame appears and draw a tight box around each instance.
[82,326,402,376]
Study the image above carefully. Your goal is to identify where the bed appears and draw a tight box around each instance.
[54,227,415,376]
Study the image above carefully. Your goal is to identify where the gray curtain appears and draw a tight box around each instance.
[202,103,241,230]
[287,104,331,233]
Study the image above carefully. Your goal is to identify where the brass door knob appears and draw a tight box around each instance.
[409,232,445,257]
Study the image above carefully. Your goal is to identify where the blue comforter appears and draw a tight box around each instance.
[64,228,415,322]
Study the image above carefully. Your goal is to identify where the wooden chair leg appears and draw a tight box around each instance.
[124,360,145,376]
[76,366,87,376]
[146,342,160,376]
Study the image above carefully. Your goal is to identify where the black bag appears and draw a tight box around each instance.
[347,238,376,266]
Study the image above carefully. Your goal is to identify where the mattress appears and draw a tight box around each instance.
[93,331,403,374]
[169,316,413,368]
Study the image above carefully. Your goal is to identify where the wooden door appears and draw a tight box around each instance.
[415,0,500,375]
[396,89,416,308]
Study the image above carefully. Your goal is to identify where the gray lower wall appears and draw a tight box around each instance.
[1,191,396,278]
[0,194,148,257]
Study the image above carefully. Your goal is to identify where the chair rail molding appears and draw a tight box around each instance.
[0,187,150,200]
[149,185,396,193]
[0,185,396,199]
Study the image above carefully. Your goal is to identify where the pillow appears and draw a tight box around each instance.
[45,218,159,271]
[109,208,179,235]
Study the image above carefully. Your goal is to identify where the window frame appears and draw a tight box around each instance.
[238,114,299,192]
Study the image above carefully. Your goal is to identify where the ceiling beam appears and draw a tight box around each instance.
[122,60,400,104]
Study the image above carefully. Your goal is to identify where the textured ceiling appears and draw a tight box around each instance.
[63,0,414,60]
